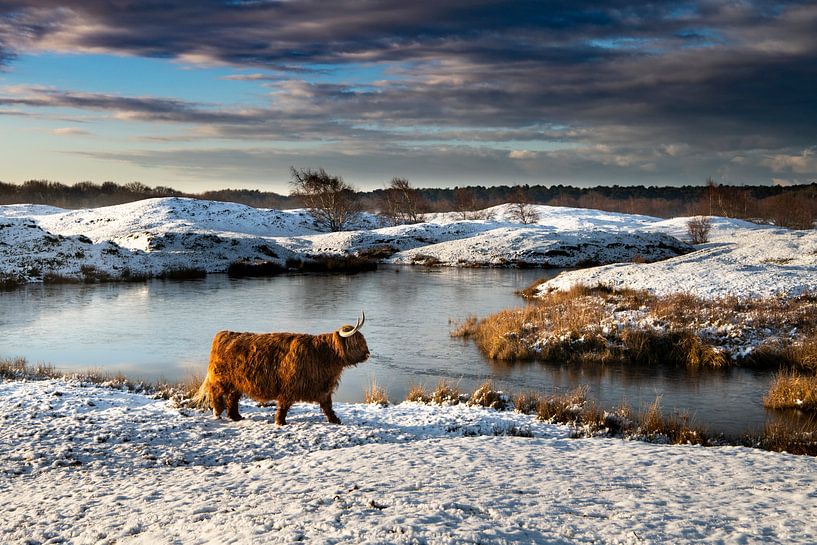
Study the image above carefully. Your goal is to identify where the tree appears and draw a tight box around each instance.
[686,216,712,244]
[289,167,360,232]
[451,187,494,220]
[507,185,539,224]
[379,177,426,225]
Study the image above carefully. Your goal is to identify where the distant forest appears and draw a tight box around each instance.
[2,178,816,229]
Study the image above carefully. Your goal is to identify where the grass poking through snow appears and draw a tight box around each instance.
[454,284,817,370]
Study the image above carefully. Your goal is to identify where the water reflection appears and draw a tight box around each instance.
[0,266,804,434]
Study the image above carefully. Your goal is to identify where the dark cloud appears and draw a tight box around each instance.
[2,1,816,185]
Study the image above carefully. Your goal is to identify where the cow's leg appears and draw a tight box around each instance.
[320,396,341,424]
[226,390,243,421]
[275,398,292,426]
[209,380,229,419]
[211,393,225,419]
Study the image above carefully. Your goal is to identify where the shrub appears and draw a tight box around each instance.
[356,245,399,260]
[80,264,112,283]
[686,216,712,244]
[0,273,26,290]
[285,255,377,274]
[227,259,285,278]
[159,267,207,280]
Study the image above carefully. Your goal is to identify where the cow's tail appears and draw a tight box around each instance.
[191,371,213,411]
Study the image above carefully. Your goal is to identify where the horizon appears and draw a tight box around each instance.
[1,1,816,192]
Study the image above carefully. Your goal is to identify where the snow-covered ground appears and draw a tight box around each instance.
[1,378,816,545]
[542,216,817,299]
[3,198,816,297]
[0,198,691,282]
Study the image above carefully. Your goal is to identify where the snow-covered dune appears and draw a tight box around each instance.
[0,199,693,282]
[1,379,815,544]
[543,217,817,298]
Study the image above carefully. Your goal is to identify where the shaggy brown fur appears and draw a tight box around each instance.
[195,322,369,425]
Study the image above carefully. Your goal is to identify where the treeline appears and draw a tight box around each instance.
[2,178,816,229]
[0,180,296,209]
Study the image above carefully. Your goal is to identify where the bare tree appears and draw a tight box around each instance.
[452,187,493,220]
[507,185,539,224]
[687,216,712,244]
[289,167,360,232]
[379,177,426,225]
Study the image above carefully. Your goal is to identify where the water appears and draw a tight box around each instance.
[0,266,806,434]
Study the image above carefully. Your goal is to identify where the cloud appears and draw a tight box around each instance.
[764,148,817,174]
[52,127,91,136]
[1,1,815,185]
[509,150,537,160]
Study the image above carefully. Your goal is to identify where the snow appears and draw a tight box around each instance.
[1,378,815,544]
[542,216,817,299]
[1,198,691,282]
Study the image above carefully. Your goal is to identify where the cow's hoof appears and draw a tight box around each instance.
[328,417,342,425]
[275,420,286,426]
[228,414,244,422]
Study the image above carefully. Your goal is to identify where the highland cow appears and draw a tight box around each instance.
[195,312,369,425]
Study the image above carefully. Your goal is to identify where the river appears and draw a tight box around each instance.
[0,266,804,434]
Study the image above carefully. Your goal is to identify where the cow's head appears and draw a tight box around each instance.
[337,311,370,365]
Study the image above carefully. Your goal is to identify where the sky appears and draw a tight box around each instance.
[0,1,816,193]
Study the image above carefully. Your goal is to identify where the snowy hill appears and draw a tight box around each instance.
[0,199,693,283]
[542,216,817,298]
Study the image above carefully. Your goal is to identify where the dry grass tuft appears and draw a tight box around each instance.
[512,391,541,414]
[0,356,29,378]
[636,397,708,445]
[764,371,817,411]
[467,381,510,410]
[451,308,536,361]
[431,380,462,405]
[405,384,430,403]
[364,379,390,406]
[536,386,588,423]
[516,277,549,298]
[743,420,817,456]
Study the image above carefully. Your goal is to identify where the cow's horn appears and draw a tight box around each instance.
[339,311,365,338]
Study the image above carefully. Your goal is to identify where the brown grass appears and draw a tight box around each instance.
[286,254,378,274]
[3,357,816,455]
[0,356,202,403]
[431,380,462,405]
[159,267,207,280]
[467,381,510,410]
[536,386,588,423]
[636,397,708,445]
[405,384,430,403]
[227,259,285,277]
[512,391,541,414]
[750,336,817,371]
[457,285,817,370]
[742,420,817,456]
[764,371,817,411]
[364,379,390,406]
[516,277,549,298]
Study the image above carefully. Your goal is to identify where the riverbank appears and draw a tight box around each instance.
[1,372,816,544]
